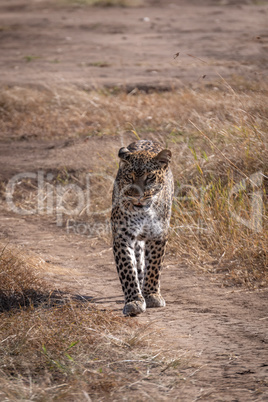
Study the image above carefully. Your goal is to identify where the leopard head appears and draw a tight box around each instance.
[114,146,172,211]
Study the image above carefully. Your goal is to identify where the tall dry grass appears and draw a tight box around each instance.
[168,84,267,287]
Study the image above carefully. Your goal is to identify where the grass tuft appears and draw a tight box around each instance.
[0,244,49,311]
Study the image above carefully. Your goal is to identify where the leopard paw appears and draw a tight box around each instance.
[144,293,166,308]
[123,296,146,316]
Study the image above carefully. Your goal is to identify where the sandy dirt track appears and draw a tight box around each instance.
[0,0,268,400]
[0,0,268,90]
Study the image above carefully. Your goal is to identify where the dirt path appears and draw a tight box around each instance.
[1,0,268,90]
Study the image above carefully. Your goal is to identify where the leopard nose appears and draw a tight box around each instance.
[130,184,143,198]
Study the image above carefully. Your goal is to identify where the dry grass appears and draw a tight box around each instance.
[0,243,189,400]
[0,80,267,288]
[167,84,268,288]
[0,81,267,142]
[0,244,49,312]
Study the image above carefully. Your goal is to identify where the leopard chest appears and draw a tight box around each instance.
[118,206,169,242]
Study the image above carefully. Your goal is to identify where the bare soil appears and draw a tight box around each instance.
[0,0,268,90]
[0,0,268,401]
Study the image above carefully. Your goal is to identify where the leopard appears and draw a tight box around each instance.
[111,139,174,316]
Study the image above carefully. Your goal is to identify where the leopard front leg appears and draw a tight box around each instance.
[113,239,146,316]
[134,241,145,289]
[143,239,167,308]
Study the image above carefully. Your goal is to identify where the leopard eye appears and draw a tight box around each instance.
[146,173,156,182]
[125,173,134,182]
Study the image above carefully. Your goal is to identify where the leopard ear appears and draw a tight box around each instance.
[118,147,131,168]
[154,149,172,166]
[118,147,131,160]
